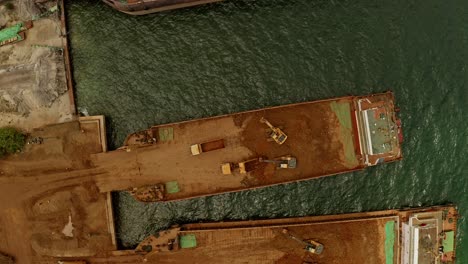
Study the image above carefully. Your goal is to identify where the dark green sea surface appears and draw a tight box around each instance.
[66,0,468,258]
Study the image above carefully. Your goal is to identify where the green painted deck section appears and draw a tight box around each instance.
[330,101,359,168]
[385,221,395,264]
[180,234,197,248]
[443,231,455,252]
[0,23,23,42]
[165,181,180,194]
[158,127,174,142]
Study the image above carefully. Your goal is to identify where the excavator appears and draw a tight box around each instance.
[281,228,324,255]
[221,156,296,175]
[259,156,297,169]
[260,117,288,145]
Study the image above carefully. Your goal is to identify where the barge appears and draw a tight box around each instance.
[128,206,457,263]
[94,92,402,202]
[102,0,222,15]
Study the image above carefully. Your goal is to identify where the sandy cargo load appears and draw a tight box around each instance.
[115,206,456,264]
[94,92,403,202]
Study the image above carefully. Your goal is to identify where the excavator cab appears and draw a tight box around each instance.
[305,240,324,254]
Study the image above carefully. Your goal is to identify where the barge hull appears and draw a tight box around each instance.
[94,92,402,202]
[102,0,223,15]
[132,206,457,264]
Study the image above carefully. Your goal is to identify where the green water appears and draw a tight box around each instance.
[66,0,468,258]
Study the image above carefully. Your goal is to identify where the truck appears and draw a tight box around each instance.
[190,139,225,155]
[222,156,296,175]
[238,158,263,174]
[221,157,264,175]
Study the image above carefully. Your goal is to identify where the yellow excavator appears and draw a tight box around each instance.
[281,228,324,255]
[260,117,287,145]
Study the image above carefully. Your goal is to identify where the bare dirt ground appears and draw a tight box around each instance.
[0,119,114,264]
[144,218,390,264]
[0,0,75,131]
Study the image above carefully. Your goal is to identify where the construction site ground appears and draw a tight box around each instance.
[0,118,115,264]
[0,112,450,263]
[0,93,393,263]
[0,0,75,131]
[94,96,366,201]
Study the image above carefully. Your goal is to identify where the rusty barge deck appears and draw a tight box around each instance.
[119,206,456,264]
[93,92,402,202]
